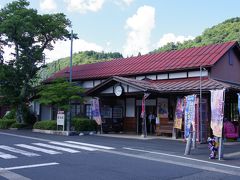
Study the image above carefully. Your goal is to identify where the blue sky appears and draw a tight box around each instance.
[1,0,240,62]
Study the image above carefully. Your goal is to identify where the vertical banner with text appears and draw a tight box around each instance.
[91,98,102,125]
[238,93,240,115]
[174,98,183,129]
[184,95,196,138]
[210,89,225,137]
[141,93,150,118]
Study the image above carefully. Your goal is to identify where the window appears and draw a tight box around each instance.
[85,104,92,119]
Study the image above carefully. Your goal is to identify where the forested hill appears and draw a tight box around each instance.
[39,51,123,81]
[151,17,240,53]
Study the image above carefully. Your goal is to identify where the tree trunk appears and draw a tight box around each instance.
[16,104,24,123]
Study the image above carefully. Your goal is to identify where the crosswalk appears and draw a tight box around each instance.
[0,141,115,160]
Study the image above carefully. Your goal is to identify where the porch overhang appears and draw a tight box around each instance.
[86,76,240,97]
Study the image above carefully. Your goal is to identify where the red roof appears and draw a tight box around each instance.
[47,41,238,81]
[87,76,240,96]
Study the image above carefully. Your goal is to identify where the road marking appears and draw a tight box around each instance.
[0,151,17,159]
[0,132,50,142]
[32,143,80,153]
[65,141,115,150]
[49,141,97,151]
[15,144,61,155]
[123,147,240,170]
[224,151,240,158]
[98,149,240,176]
[0,145,39,157]
[3,162,59,171]
[0,169,30,180]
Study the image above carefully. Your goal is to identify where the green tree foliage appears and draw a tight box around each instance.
[152,17,240,53]
[39,51,123,81]
[0,0,75,123]
[37,78,84,111]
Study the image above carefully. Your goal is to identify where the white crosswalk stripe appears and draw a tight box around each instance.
[65,141,115,150]
[0,145,40,157]
[49,141,97,151]
[15,144,61,155]
[0,151,17,159]
[32,143,80,153]
[0,141,116,160]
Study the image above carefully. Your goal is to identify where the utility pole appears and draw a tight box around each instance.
[66,30,73,134]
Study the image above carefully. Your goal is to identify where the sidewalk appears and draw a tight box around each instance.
[96,133,240,167]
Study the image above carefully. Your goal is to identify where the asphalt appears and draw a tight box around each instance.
[1,129,240,167]
[96,133,240,167]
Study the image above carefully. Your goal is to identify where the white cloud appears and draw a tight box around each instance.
[40,0,57,12]
[157,33,194,48]
[123,5,155,57]
[121,0,134,6]
[113,0,134,7]
[65,0,105,13]
[44,39,103,63]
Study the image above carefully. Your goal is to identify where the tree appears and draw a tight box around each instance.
[0,0,76,123]
[37,78,84,111]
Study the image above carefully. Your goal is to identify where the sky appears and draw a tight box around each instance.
[1,0,240,63]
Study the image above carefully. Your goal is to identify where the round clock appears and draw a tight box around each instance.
[114,85,123,96]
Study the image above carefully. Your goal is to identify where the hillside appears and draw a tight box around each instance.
[38,51,123,81]
[151,17,240,53]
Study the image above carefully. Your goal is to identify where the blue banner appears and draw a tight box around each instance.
[184,95,196,138]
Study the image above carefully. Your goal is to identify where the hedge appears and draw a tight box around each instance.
[33,120,57,130]
[0,119,16,129]
[10,122,29,129]
[72,118,97,132]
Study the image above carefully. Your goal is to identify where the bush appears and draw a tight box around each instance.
[0,119,16,129]
[2,109,16,120]
[10,122,29,129]
[72,117,97,132]
[33,120,57,130]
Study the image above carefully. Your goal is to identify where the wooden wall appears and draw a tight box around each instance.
[123,117,136,132]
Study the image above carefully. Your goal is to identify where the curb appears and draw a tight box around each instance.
[32,129,77,136]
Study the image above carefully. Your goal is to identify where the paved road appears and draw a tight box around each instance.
[0,130,239,180]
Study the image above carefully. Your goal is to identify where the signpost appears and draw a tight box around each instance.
[57,111,65,131]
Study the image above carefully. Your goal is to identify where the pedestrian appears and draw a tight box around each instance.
[207,137,218,159]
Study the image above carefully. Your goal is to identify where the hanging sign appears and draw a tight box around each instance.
[174,98,183,129]
[210,89,225,137]
[141,93,150,118]
[91,98,102,125]
[157,98,168,118]
[184,95,196,138]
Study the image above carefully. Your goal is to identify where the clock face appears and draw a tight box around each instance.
[114,85,123,96]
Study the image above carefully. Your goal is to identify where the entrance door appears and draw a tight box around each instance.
[137,106,156,135]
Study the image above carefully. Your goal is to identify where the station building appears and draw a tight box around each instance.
[36,41,240,141]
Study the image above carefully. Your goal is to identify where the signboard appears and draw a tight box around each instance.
[57,111,65,131]
[210,89,225,137]
[174,98,183,129]
[184,95,196,138]
[157,98,168,118]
